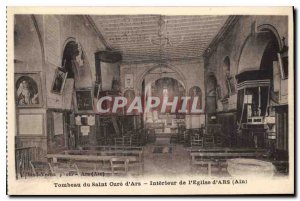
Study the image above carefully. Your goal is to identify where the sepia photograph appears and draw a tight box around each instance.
[6,7,294,195]
[15,72,42,107]
[51,68,68,94]
[75,89,94,112]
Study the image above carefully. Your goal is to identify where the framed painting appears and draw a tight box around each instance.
[51,67,68,94]
[74,89,93,113]
[15,72,43,107]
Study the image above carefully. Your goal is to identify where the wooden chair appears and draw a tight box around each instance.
[131,135,140,146]
[203,135,214,147]
[114,136,132,147]
[123,136,132,146]
[206,124,222,135]
[214,135,223,147]
[191,135,203,147]
[177,126,186,144]
[114,138,124,147]
[183,130,189,146]
[30,161,54,176]
[110,158,129,176]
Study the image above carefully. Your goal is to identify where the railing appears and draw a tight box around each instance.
[15,146,38,179]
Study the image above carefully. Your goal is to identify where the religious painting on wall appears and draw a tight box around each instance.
[51,67,68,94]
[15,72,42,107]
[189,86,202,109]
[74,89,93,112]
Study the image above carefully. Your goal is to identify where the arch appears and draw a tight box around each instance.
[238,33,271,74]
[144,75,186,105]
[257,24,283,50]
[148,74,186,90]
[14,15,44,70]
[151,77,186,93]
[61,39,93,88]
[236,25,282,124]
[145,77,186,114]
[31,15,45,65]
[61,38,91,75]
[62,40,78,78]
[237,25,282,74]
[61,37,76,60]
[136,64,187,95]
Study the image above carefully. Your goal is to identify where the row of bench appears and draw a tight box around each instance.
[27,146,145,177]
[189,148,270,176]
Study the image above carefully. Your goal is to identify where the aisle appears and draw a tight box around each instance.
[143,144,191,176]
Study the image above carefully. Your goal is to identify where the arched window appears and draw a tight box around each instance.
[61,41,84,79]
[62,41,77,78]
[189,86,202,109]
[223,56,231,98]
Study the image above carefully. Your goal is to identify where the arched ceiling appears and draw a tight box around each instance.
[238,32,273,74]
[88,15,230,63]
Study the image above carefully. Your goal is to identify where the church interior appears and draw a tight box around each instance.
[14,14,289,178]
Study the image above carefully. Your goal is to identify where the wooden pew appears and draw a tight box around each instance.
[71,149,144,175]
[47,148,144,175]
[190,148,267,153]
[81,145,143,151]
[46,154,137,163]
[190,148,269,176]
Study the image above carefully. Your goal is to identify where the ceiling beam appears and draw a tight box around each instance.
[85,14,230,63]
[82,15,112,50]
[121,55,202,65]
[203,15,240,57]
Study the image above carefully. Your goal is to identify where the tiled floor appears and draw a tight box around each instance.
[143,144,190,176]
[142,144,225,177]
[141,143,286,178]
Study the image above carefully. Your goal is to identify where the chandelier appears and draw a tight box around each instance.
[150,16,184,47]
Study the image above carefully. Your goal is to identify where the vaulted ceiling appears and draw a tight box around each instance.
[88,15,230,63]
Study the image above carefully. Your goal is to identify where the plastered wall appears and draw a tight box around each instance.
[204,15,289,111]
[14,15,106,149]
